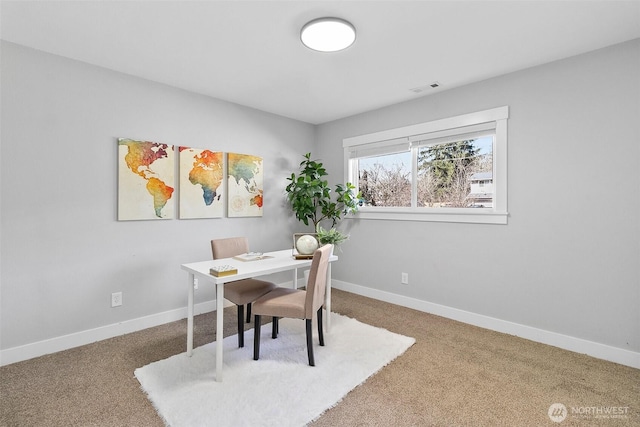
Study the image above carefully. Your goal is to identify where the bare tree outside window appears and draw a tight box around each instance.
[359,162,411,207]
[357,137,493,208]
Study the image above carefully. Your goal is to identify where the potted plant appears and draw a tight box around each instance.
[315,225,349,247]
[285,153,359,250]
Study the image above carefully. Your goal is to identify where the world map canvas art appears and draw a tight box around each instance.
[227,152,263,217]
[118,138,175,220]
[179,147,224,219]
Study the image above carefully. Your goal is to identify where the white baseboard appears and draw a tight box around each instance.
[0,299,225,367]
[2,279,301,366]
[3,281,639,369]
[332,280,640,370]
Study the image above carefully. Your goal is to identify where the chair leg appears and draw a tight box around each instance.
[272,317,278,339]
[237,305,245,348]
[317,308,324,346]
[246,303,252,323]
[306,319,315,366]
[253,315,261,360]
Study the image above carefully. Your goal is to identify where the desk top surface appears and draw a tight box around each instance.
[181,249,337,283]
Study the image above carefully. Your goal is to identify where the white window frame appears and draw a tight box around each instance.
[343,106,509,225]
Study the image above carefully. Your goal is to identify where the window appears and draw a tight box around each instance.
[344,106,508,224]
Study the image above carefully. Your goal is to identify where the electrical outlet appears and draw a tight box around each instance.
[401,272,409,285]
[111,292,123,307]
[194,278,199,290]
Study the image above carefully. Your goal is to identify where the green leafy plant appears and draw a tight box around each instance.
[285,153,359,230]
[315,225,349,246]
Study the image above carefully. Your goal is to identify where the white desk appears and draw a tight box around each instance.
[181,249,337,382]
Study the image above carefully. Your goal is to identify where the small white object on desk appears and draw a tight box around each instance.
[296,235,318,255]
[233,252,272,262]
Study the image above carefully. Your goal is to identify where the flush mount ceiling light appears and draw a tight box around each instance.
[300,17,356,52]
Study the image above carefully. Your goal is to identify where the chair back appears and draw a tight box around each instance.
[305,244,333,318]
[211,237,249,259]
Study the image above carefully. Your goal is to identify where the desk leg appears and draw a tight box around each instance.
[187,273,194,357]
[325,263,332,333]
[215,282,224,382]
[293,269,298,289]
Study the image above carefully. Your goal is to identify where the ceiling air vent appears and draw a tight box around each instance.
[410,82,441,93]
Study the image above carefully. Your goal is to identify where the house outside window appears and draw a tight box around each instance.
[468,172,493,208]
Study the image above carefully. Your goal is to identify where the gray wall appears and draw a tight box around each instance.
[316,39,640,355]
[1,41,314,350]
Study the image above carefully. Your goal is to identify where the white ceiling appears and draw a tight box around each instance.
[2,1,639,124]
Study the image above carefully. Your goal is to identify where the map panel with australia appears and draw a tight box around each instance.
[227,153,263,218]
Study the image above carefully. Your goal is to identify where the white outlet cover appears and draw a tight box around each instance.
[111,292,123,307]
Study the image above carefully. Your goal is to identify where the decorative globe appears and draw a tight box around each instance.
[296,234,319,255]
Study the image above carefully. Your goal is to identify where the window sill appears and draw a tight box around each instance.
[347,208,509,225]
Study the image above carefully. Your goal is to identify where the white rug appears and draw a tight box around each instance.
[135,313,415,427]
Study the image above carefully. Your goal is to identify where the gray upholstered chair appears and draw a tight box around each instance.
[252,244,333,366]
[211,237,276,348]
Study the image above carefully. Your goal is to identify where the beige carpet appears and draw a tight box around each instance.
[1,289,639,426]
